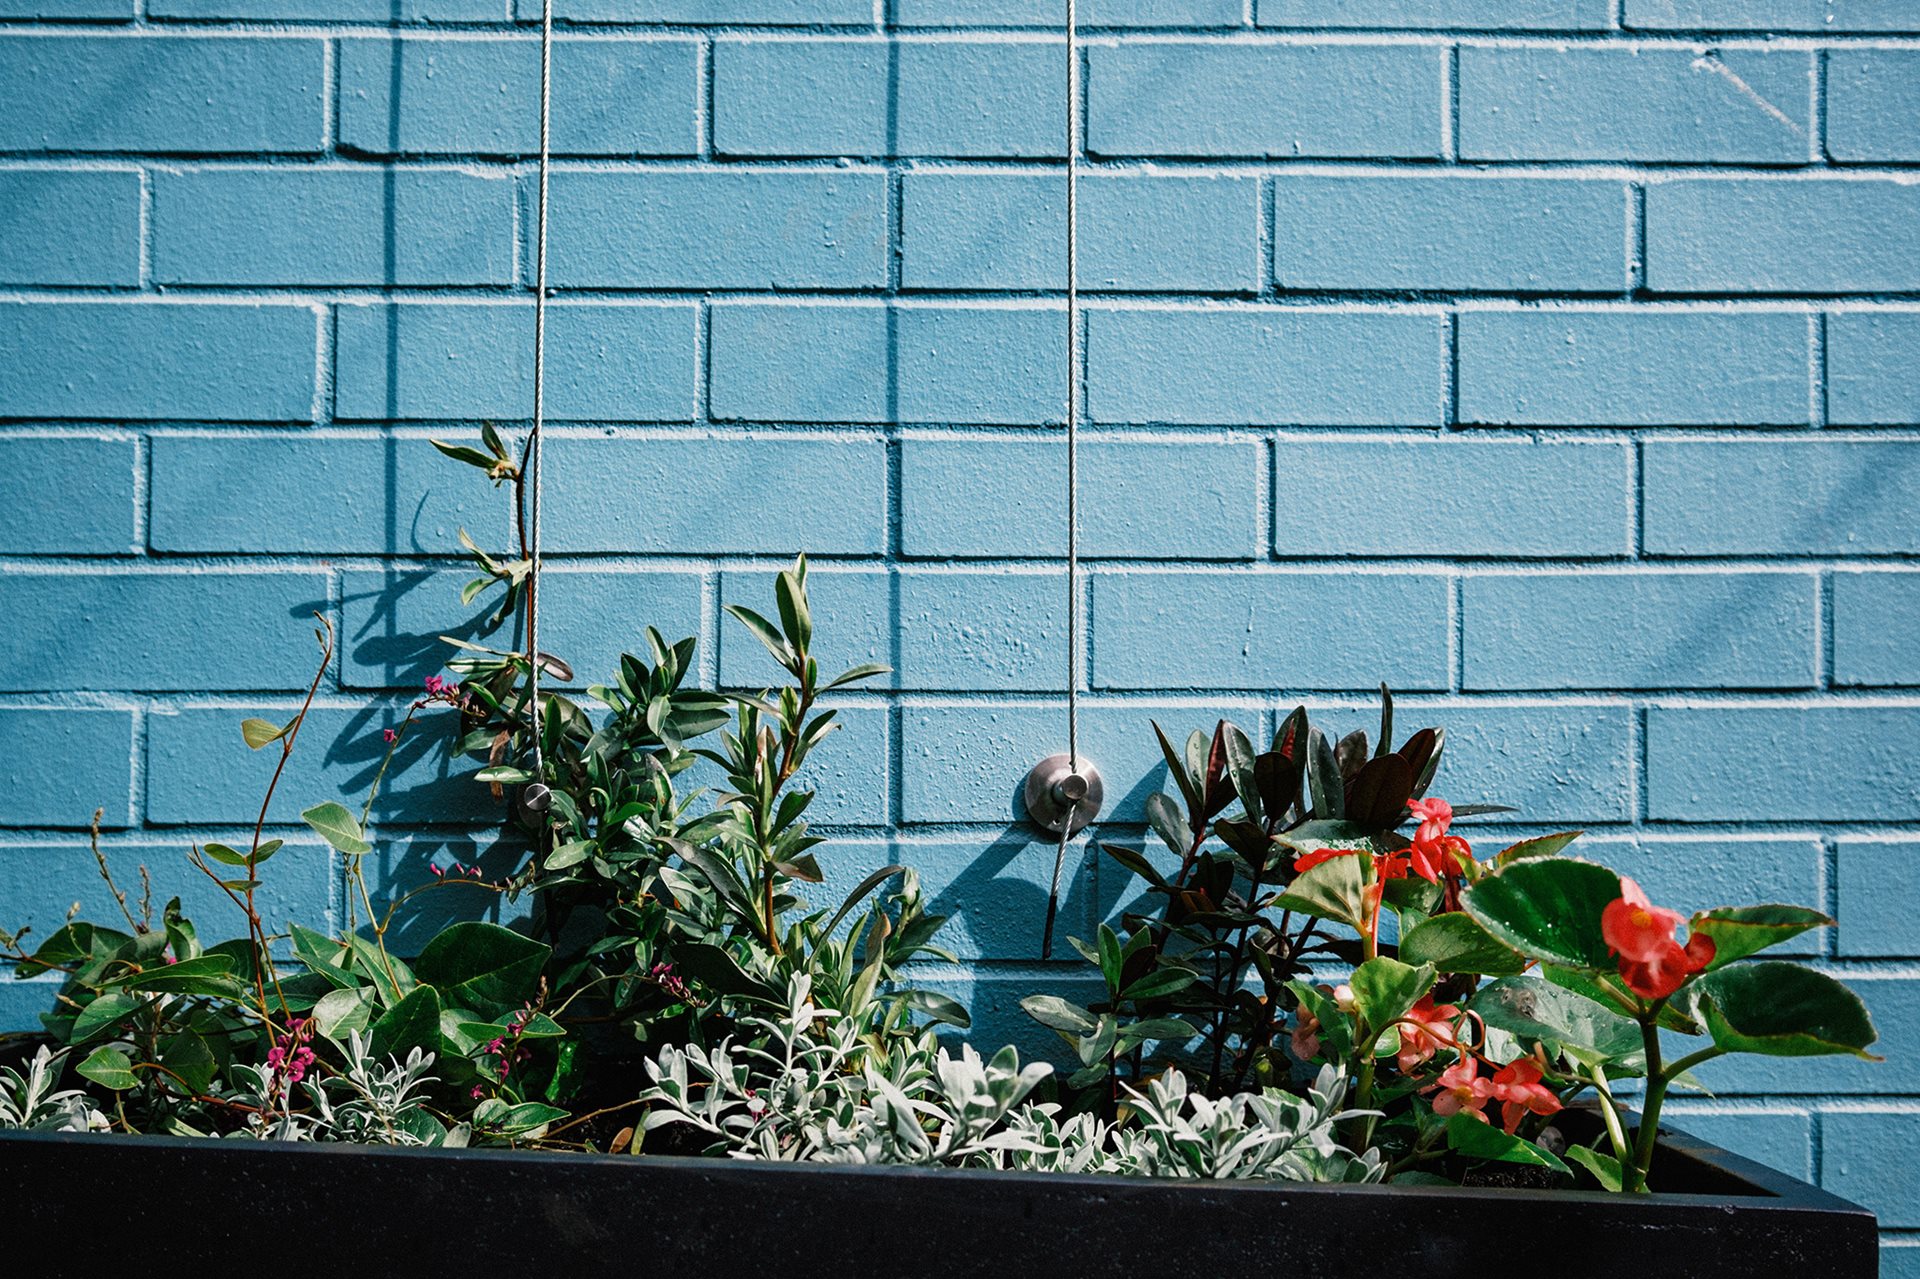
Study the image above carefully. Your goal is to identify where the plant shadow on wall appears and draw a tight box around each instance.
[0,430,1884,1199]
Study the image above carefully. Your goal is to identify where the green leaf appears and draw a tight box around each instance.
[1095,924,1123,990]
[820,662,890,692]
[1445,1112,1570,1176]
[1307,727,1345,819]
[1689,905,1832,969]
[1119,966,1196,1004]
[1144,791,1191,860]
[370,984,443,1060]
[240,717,291,750]
[1348,956,1435,1037]
[201,842,250,867]
[775,566,812,654]
[1540,964,1702,1035]
[77,1045,138,1091]
[1689,962,1879,1059]
[1221,722,1261,827]
[1022,994,1098,1037]
[289,924,355,990]
[301,802,372,856]
[253,839,283,865]
[1462,857,1622,971]
[314,986,377,1042]
[1563,1144,1624,1191]
[1400,912,1528,977]
[543,840,593,871]
[70,991,146,1043]
[724,604,794,669]
[413,923,549,1017]
[1151,720,1201,819]
[1493,831,1585,868]
[673,941,776,1002]
[159,1033,217,1094]
[431,439,498,471]
[1101,842,1168,889]
[1272,851,1367,931]
[1470,976,1642,1069]
[100,954,245,998]
[901,989,971,1030]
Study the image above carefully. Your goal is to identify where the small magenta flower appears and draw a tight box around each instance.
[424,674,449,695]
[382,728,397,744]
[430,863,444,877]
[470,1085,485,1101]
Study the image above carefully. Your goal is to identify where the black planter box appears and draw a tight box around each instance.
[0,1118,1876,1278]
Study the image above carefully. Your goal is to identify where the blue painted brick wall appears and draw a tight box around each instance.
[1,2,1917,1256]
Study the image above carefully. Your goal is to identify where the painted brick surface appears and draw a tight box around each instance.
[0,171,140,287]
[2,0,1915,1231]
[1272,176,1628,294]
[0,303,320,421]
[1464,572,1817,690]
[1648,180,1920,295]
[1457,310,1808,426]
[0,36,324,153]
[0,437,135,555]
[1459,47,1811,164]
[1270,440,1630,558]
[1833,572,1920,687]
[1827,51,1920,163]
[1643,440,1920,555]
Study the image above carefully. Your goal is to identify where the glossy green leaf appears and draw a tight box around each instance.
[1470,976,1642,1069]
[1307,727,1344,819]
[159,1033,217,1094]
[1145,791,1191,859]
[412,923,549,1016]
[370,984,443,1060]
[70,991,146,1043]
[1563,1144,1624,1190]
[1349,956,1435,1037]
[1399,912,1528,977]
[1151,721,1201,820]
[1462,857,1622,970]
[201,842,250,867]
[1119,966,1196,1004]
[100,954,245,999]
[1445,1112,1570,1176]
[289,924,355,990]
[1689,962,1879,1059]
[901,989,971,1030]
[1493,831,1585,868]
[314,986,376,1041]
[301,802,372,856]
[1022,994,1098,1036]
[1272,850,1367,931]
[78,1045,138,1091]
[1689,905,1832,969]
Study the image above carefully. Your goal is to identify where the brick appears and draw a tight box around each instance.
[1659,1108,1814,1182]
[155,0,500,17]
[899,40,1064,158]
[0,0,129,15]
[1829,313,1920,427]
[1423,704,1635,823]
[1258,0,1609,27]
[149,434,492,556]
[546,170,888,290]
[897,305,1066,425]
[1835,572,1920,687]
[1643,440,1920,555]
[709,303,886,423]
[0,840,334,946]
[0,709,133,828]
[1273,176,1628,294]
[1271,440,1630,557]
[1457,310,1808,426]
[1648,180,1920,295]
[1090,570,1450,691]
[678,706,889,828]
[898,701,1267,824]
[1089,309,1444,425]
[334,302,697,422]
[512,0,870,19]
[1828,51,1920,163]
[1824,1112,1920,1227]
[1585,835,1823,926]
[895,833,1099,961]
[903,172,1260,294]
[0,171,140,287]
[897,570,1065,691]
[719,567,892,690]
[713,39,886,158]
[339,37,698,158]
[0,437,135,555]
[541,435,888,554]
[1624,0,1920,32]
[153,167,515,288]
[0,302,319,422]
[0,571,329,693]
[899,0,1244,23]
[900,435,1262,560]
[147,704,481,827]
[1839,839,1920,957]
[342,569,704,691]
[0,36,323,153]
[1647,705,1920,822]
[1464,572,1817,690]
[1459,47,1811,164]
[1890,1245,1920,1279]
[1089,43,1443,159]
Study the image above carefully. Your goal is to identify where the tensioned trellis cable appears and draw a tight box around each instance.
[1040,0,1082,960]
[525,0,555,796]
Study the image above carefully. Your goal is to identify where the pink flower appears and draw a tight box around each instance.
[1407,797,1453,845]
[382,728,397,744]
[470,1085,485,1101]
[1490,1058,1563,1134]
[1395,995,1461,1074]
[1425,1058,1495,1122]
[424,675,449,695]
[1602,877,1715,1000]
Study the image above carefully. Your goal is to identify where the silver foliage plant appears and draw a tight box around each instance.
[230,1031,463,1147]
[0,1046,110,1133]
[639,975,1382,1182]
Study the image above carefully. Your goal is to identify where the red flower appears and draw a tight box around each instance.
[1425,1058,1495,1122]
[1396,995,1461,1074]
[1407,797,1453,845]
[1489,1057,1563,1134]
[1601,877,1715,1000]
